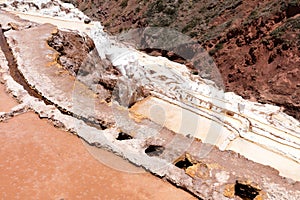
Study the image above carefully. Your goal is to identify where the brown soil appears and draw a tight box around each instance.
[65,0,300,120]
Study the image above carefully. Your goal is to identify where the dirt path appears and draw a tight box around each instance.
[7,10,94,33]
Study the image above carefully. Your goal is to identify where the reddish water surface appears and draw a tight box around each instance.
[0,111,196,199]
[0,83,18,112]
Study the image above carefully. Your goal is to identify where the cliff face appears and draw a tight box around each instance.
[64,0,300,120]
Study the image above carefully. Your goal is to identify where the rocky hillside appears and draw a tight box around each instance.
[64,0,300,120]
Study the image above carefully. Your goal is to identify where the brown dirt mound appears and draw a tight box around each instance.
[47,30,95,75]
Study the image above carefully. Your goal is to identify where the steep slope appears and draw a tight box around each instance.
[64,0,300,120]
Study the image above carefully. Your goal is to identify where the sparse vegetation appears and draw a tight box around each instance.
[189,31,198,38]
[182,19,199,33]
[135,6,141,13]
[215,42,224,50]
[208,43,223,56]
[249,10,259,21]
[104,22,110,27]
[271,26,286,38]
[120,0,128,8]
[271,16,300,44]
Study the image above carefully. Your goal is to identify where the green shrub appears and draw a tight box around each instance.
[215,42,224,50]
[270,26,286,38]
[182,19,198,33]
[120,0,128,8]
[209,42,223,56]
[135,6,141,13]
[209,48,217,56]
[189,31,198,38]
[165,7,176,15]
[249,10,258,21]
